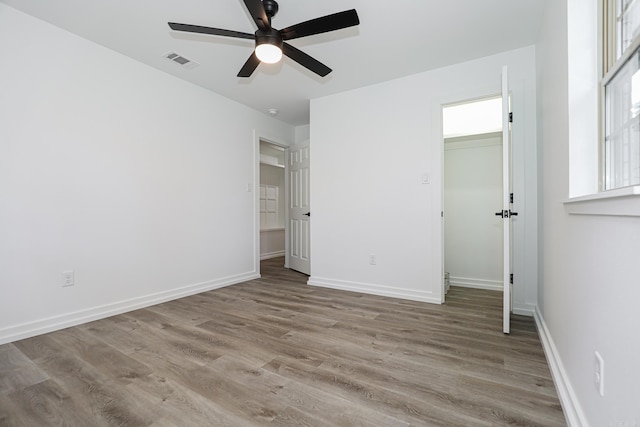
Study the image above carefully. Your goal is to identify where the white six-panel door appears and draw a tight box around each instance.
[501,65,513,334]
[288,141,311,275]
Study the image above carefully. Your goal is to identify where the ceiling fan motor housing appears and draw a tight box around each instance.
[256,28,283,49]
[262,0,279,19]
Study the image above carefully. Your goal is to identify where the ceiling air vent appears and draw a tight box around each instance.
[163,52,199,69]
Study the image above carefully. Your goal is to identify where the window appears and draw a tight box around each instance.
[616,0,640,57]
[259,184,279,229]
[603,0,640,189]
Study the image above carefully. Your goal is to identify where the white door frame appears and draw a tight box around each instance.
[253,132,291,276]
[440,91,502,300]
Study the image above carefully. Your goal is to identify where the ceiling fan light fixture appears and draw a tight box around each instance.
[255,29,283,64]
[255,43,282,63]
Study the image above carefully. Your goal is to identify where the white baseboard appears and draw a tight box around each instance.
[260,250,285,260]
[0,271,259,345]
[513,303,536,317]
[307,276,442,304]
[450,276,503,291]
[534,307,588,427]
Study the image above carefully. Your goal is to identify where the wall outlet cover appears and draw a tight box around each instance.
[62,270,74,287]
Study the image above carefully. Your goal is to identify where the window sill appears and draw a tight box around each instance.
[563,186,640,217]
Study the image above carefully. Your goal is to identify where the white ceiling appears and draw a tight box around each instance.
[1,0,547,126]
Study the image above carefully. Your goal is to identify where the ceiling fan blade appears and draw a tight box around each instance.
[237,52,261,77]
[242,0,270,31]
[168,22,254,39]
[280,9,359,41]
[282,43,331,77]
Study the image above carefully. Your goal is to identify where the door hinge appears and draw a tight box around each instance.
[510,192,514,204]
[509,112,513,123]
[510,273,513,285]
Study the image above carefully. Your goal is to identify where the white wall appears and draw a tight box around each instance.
[0,5,293,344]
[295,125,310,144]
[259,229,285,260]
[444,134,503,290]
[536,1,640,425]
[309,46,538,311]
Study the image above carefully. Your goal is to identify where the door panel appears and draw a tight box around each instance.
[288,141,310,274]
[501,65,512,334]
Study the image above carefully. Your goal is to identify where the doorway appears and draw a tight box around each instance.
[442,96,503,298]
[255,137,311,277]
[259,140,286,262]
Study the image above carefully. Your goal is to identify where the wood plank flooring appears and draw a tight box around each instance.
[0,258,565,426]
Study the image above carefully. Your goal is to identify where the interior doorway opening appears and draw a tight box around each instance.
[259,140,286,263]
[442,96,503,299]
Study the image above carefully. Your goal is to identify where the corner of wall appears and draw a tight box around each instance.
[295,124,310,144]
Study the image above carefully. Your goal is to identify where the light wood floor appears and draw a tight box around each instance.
[0,258,565,426]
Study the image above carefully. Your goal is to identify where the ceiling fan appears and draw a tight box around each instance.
[168,0,359,78]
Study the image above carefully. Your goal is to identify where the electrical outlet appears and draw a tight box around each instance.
[369,254,377,265]
[594,351,604,396]
[62,270,74,287]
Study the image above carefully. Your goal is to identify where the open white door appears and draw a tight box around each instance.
[500,65,513,334]
[288,140,311,275]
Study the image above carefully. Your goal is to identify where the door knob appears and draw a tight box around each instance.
[303,212,311,217]
[495,210,518,218]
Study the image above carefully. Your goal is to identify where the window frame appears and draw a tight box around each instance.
[600,0,640,192]
[603,0,616,75]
